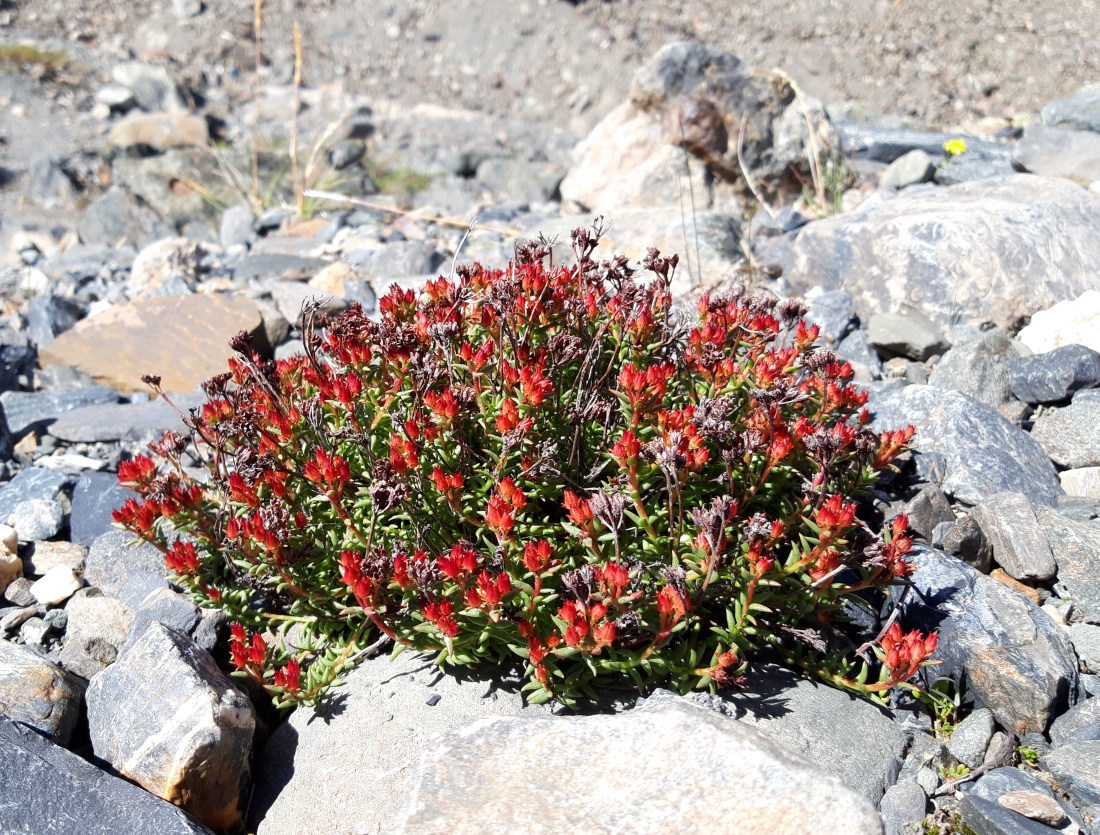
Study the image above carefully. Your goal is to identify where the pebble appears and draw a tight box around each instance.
[29,566,84,606]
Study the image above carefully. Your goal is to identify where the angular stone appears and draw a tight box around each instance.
[108,112,208,152]
[928,330,1015,408]
[879,781,928,835]
[68,472,139,547]
[1061,468,1100,500]
[84,529,168,607]
[79,185,172,248]
[59,593,135,679]
[1049,696,1100,746]
[837,330,883,378]
[39,294,267,394]
[1031,398,1100,469]
[1013,123,1100,185]
[990,569,1041,605]
[971,493,1056,581]
[49,396,197,444]
[0,468,70,523]
[1041,86,1100,132]
[902,547,1079,735]
[1037,508,1100,622]
[899,484,955,542]
[0,638,84,744]
[267,280,350,328]
[128,236,202,300]
[804,289,855,347]
[3,577,35,607]
[959,792,1063,835]
[1010,345,1100,404]
[87,623,255,830]
[998,791,1069,827]
[1041,740,1100,809]
[232,253,328,281]
[1019,290,1100,355]
[123,587,201,652]
[947,707,996,770]
[870,386,1063,507]
[395,699,882,835]
[21,540,87,577]
[836,123,1012,165]
[251,648,546,834]
[25,294,84,348]
[29,565,84,605]
[931,516,992,572]
[0,716,215,835]
[345,240,444,278]
[934,153,1017,185]
[786,175,1100,330]
[111,61,186,112]
[0,386,120,436]
[880,149,936,190]
[867,312,949,362]
[1069,624,1100,674]
[8,498,65,542]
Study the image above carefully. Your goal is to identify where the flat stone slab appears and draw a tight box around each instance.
[48,396,198,443]
[38,294,267,394]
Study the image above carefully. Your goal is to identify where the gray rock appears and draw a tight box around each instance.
[836,122,1014,164]
[786,175,1100,331]
[934,154,1018,185]
[395,699,883,835]
[1041,740,1100,808]
[727,664,907,804]
[219,205,255,249]
[123,587,201,652]
[84,529,168,607]
[867,312,949,362]
[49,397,195,444]
[345,241,445,277]
[0,716,215,835]
[970,767,1057,804]
[232,253,328,281]
[870,386,1063,507]
[879,781,928,835]
[902,546,1079,735]
[1009,345,1100,404]
[947,708,996,769]
[1031,398,1100,469]
[880,150,936,190]
[0,386,120,437]
[998,791,1070,828]
[837,330,884,378]
[929,330,1015,407]
[68,472,139,547]
[267,281,350,327]
[58,593,134,679]
[36,364,99,392]
[78,186,172,248]
[0,639,84,744]
[899,484,955,541]
[251,649,547,835]
[932,515,993,573]
[192,608,225,653]
[1037,508,1100,621]
[8,498,64,542]
[1049,697,1100,747]
[25,295,84,348]
[88,623,254,830]
[1013,123,1100,184]
[0,468,71,524]
[805,289,855,347]
[971,493,1057,581]
[111,61,186,112]
[3,577,35,607]
[1042,86,1100,132]
[1070,624,1100,673]
[959,792,1063,835]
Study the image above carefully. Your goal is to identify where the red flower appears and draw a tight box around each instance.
[274,657,301,693]
[523,540,553,574]
[437,543,478,580]
[304,449,351,493]
[422,599,459,638]
[880,623,939,684]
[495,398,532,434]
[117,455,158,490]
[563,490,593,530]
[485,479,526,538]
[164,541,201,576]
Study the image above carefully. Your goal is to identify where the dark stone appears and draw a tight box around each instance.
[345,241,446,277]
[902,546,1079,735]
[330,140,365,170]
[123,587,201,652]
[958,792,1063,835]
[232,253,328,281]
[1036,509,1100,622]
[0,339,36,394]
[0,468,73,524]
[0,716,215,834]
[84,529,168,607]
[932,515,993,573]
[870,386,1063,507]
[25,296,84,349]
[879,781,928,835]
[1009,344,1100,404]
[899,485,955,541]
[804,290,855,347]
[78,186,171,248]
[0,402,11,462]
[835,122,1015,164]
[1041,740,1100,808]
[1041,87,1100,132]
[1049,696,1100,746]
[69,472,139,547]
[47,397,196,444]
[969,766,1059,803]
[0,386,120,437]
[836,330,882,378]
[933,154,1017,185]
[0,639,84,745]
[1030,397,1100,470]
[928,331,1015,408]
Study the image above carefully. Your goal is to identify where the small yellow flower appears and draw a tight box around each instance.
[943,139,968,157]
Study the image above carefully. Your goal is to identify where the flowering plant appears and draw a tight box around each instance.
[116,224,935,708]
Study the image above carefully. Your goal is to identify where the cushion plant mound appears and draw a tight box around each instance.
[115,224,933,709]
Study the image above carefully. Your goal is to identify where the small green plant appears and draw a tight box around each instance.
[913,676,965,737]
[940,762,971,782]
[1018,744,1041,767]
[116,224,937,708]
[0,44,68,78]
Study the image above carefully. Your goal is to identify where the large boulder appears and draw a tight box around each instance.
[786,175,1100,330]
[394,697,883,835]
[87,623,255,830]
[252,648,546,835]
[869,385,1063,507]
[0,639,84,745]
[0,716,214,835]
[901,546,1079,735]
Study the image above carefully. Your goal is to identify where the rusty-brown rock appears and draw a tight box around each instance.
[107,112,208,151]
[0,638,84,745]
[39,294,267,394]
